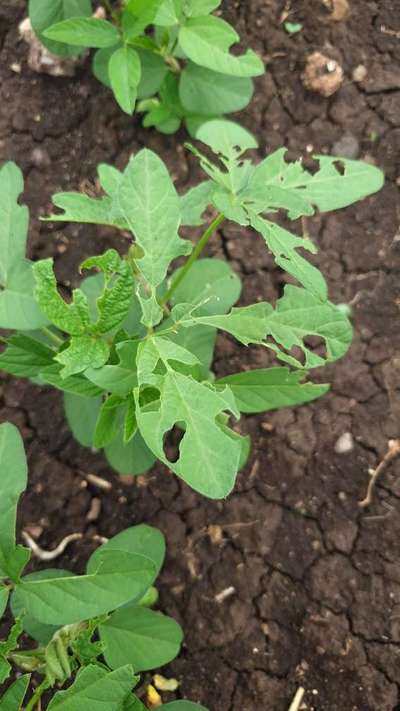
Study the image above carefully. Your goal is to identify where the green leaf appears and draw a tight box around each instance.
[100,606,183,672]
[154,0,182,25]
[242,148,384,215]
[33,259,91,335]
[80,250,135,334]
[44,17,120,48]
[109,46,141,114]
[123,0,164,38]
[47,664,136,711]
[0,261,49,331]
[0,334,54,378]
[218,368,329,413]
[16,550,156,625]
[175,302,270,345]
[180,181,214,226]
[56,335,110,378]
[136,339,241,498]
[94,395,123,448]
[0,588,9,618]
[93,44,120,88]
[179,16,264,77]
[302,155,384,211]
[183,0,221,16]
[0,163,48,330]
[28,0,92,56]
[136,50,168,99]
[64,393,102,447]
[124,396,137,442]
[179,63,253,115]
[0,163,28,286]
[249,214,328,300]
[124,696,147,711]
[40,365,103,397]
[0,674,30,711]
[85,340,139,397]
[0,424,30,581]
[0,618,23,683]
[264,285,353,369]
[46,192,127,229]
[196,119,258,157]
[105,429,157,476]
[11,569,71,644]
[170,258,241,315]
[87,525,165,580]
[117,150,190,288]
[284,21,303,34]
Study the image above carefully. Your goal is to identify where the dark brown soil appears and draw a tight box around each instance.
[1,1,400,709]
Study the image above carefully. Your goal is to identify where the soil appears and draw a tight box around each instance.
[1,1,400,709]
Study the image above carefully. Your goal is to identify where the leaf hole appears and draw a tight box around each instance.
[303,335,328,360]
[333,159,346,175]
[163,424,184,464]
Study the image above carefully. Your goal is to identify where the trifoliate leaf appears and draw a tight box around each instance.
[180,181,214,226]
[123,0,164,38]
[179,16,264,77]
[43,17,120,48]
[29,0,92,57]
[242,148,384,215]
[175,302,270,345]
[45,192,127,229]
[0,334,54,378]
[0,162,48,330]
[179,63,253,115]
[64,393,102,447]
[218,368,329,412]
[16,551,156,625]
[117,150,190,288]
[56,335,110,378]
[264,285,353,369]
[196,118,258,158]
[183,0,221,16]
[87,524,165,579]
[109,46,141,115]
[100,606,183,672]
[47,664,136,711]
[33,259,91,335]
[80,250,135,334]
[85,340,139,397]
[136,338,241,498]
[249,214,328,300]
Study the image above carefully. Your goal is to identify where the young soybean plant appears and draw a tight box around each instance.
[0,122,384,499]
[0,422,206,711]
[27,0,264,135]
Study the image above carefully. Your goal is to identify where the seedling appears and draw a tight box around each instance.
[0,123,384,498]
[0,421,207,711]
[27,0,264,135]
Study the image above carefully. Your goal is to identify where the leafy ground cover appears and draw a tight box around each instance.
[0,1,400,709]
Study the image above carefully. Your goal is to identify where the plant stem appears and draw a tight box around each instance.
[25,679,49,711]
[41,327,63,347]
[160,213,225,306]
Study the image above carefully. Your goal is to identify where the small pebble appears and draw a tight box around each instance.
[30,146,51,168]
[352,64,367,82]
[334,432,354,454]
[332,133,359,159]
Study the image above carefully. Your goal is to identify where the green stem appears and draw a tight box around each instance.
[160,213,225,306]
[25,679,49,711]
[41,327,63,347]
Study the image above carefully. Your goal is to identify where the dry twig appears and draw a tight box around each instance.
[359,439,400,508]
[288,687,306,711]
[22,531,82,561]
